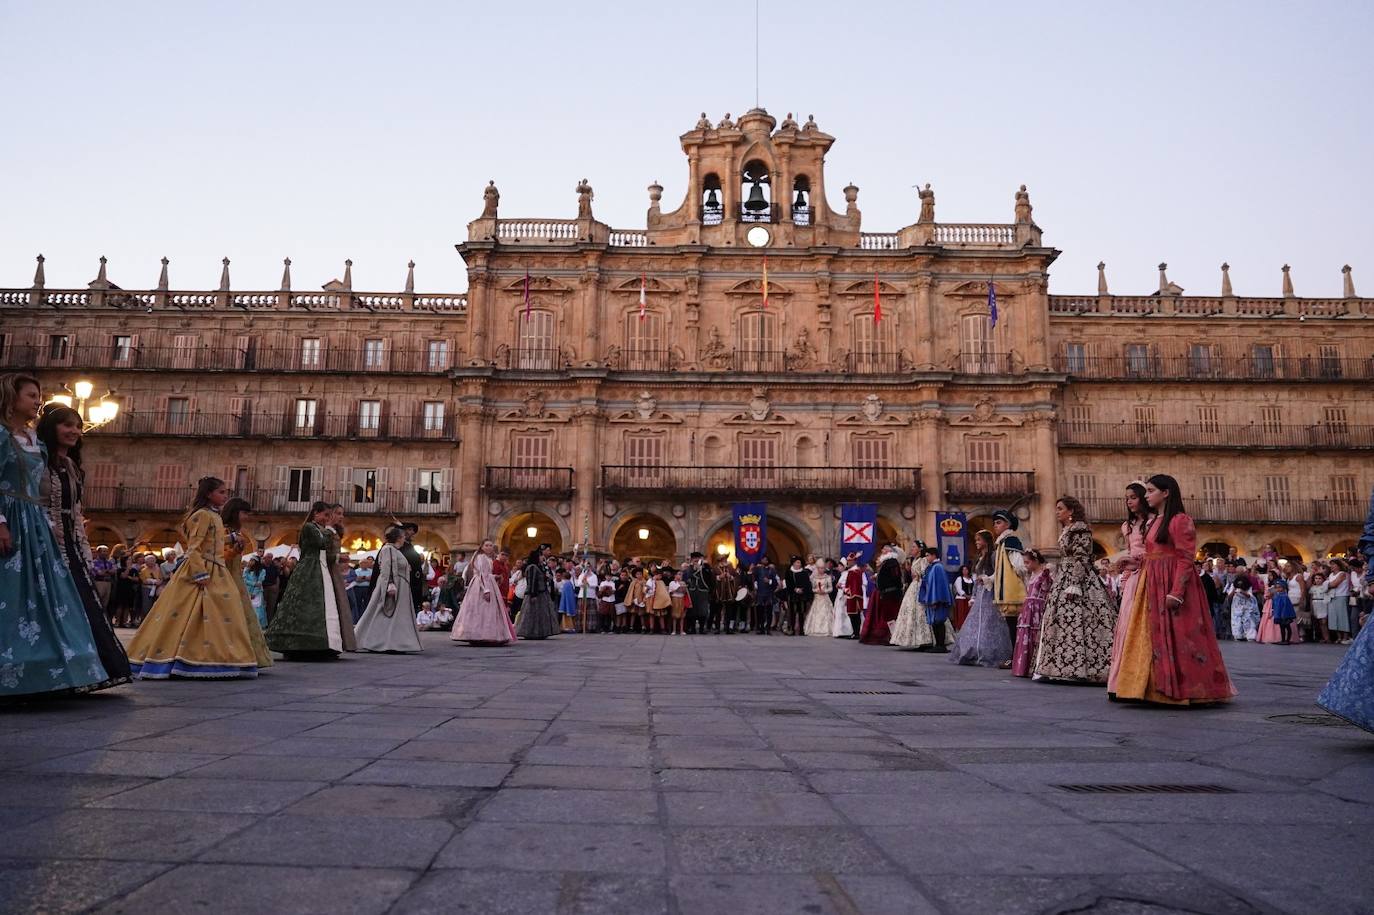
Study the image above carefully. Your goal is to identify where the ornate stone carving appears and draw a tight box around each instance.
[601,343,622,369]
[636,391,656,420]
[786,328,817,370]
[1014,184,1033,225]
[972,398,997,423]
[694,112,712,129]
[481,180,499,218]
[521,390,546,418]
[717,112,734,129]
[575,178,594,219]
[779,112,798,131]
[748,387,770,421]
[861,394,883,422]
[917,183,935,224]
[702,325,730,369]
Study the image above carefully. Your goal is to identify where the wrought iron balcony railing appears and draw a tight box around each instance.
[87,411,455,441]
[956,351,1014,375]
[82,485,455,516]
[1078,496,1366,527]
[484,466,575,498]
[1058,422,1374,450]
[944,471,1036,502]
[1054,353,1374,382]
[730,349,789,373]
[2,341,461,374]
[601,465,922,498]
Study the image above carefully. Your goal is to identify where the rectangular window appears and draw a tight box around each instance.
[852,316,897,372]
[1071,473,1098,504]
[49,334,70,360]
[964,437,1005,472]
[1133,404,1156,435]
[417,469,442,505]
[1197,405,1220,434]
[626,313,665,370]
[511,433,552,489]
[1319,344,1342,379]
[960,315,994,373]
[112,335,133,363]
[287,467,313,504]
[1259,405,1283,435]
[1331,475,1358,505]
[738,312,779,371]
[740,436,778,485]
[1064,342,1087,374]
[1187,343,1213,377]
[1201,474,1226,505]
[363,338,385,369]
[1323,406,1349,433]
[517,311,556,369]
[172,334,198,370]
[1263,475,1290,506]
[422,401,445,432]
[166,397,191,431]
[1124,343,1151,377]
[300,338,322,368]
[426,339,449,371]
[294,398,317,430]
[853,437,892,486]
[359,400,381,431]
[625,433,664,484]
[1066,403,1093,432]
[1251,344,1276,378]
[352,468,378,504]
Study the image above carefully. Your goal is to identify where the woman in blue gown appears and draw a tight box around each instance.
[1317,487,1374,733]
[0,373,116,699]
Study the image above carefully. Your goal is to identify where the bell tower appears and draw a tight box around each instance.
[646,109,861,248]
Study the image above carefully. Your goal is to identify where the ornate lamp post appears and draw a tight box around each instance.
[46,379,119,430]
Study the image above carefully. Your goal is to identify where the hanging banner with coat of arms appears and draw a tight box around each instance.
[733,502,767,565]
[839,503,878,565]
[935,511,968,575]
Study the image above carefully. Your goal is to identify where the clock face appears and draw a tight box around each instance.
[746,226,771,247]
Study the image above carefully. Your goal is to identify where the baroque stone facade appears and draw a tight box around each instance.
[2,108,1370,562]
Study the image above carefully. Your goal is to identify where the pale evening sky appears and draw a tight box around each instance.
[1,0,1371,298]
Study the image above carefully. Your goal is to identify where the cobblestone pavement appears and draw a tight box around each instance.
[2,632,1371,914]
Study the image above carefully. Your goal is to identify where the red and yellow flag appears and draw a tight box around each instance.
[873,271,882,323]
[761,255,769,308]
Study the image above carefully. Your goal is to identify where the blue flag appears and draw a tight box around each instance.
[935,511,968,575]
[839,503,878,565]
[733,503,767,565]
[988,279,998,329]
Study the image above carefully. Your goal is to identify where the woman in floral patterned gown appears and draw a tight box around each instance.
[1011,551,1050,678]
[1034,497,1118,683]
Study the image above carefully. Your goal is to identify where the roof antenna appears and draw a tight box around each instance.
[754,0,760,109]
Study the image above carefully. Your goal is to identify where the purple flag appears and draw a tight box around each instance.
[988,279,998,329]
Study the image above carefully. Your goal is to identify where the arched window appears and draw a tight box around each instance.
[517,309,556,369]
[737,311,779,372]
[851,313,897,372]
[625,312,664,370]
[701,173,723,226]
[959,313,994,374]
[740,160,773,223]
[791,176,811,225]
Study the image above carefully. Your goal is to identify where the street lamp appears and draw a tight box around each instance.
[47,378,119,431]
[526,525,539,538]
[637,527,650,540]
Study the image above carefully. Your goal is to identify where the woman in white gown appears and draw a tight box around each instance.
[891,553,935,649]
[803,569,836,636]
[354,526,423,653]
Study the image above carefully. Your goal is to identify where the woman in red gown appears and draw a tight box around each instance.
[1110,474,1236,705]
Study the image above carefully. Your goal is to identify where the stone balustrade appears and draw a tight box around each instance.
[933,223,1016,245]
[1049,294,1368,319]
[493,219,581,242]
[609,229,649,247]
[859,232,900,250]
[0,286,467,315]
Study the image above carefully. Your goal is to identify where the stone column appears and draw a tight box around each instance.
[913,275,935,368]
[457,405,487,548]
[1030,412,1059,549]
[914,408,943,520]
[571,405,601,551]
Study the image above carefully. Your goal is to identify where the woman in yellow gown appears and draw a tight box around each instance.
[222,497,272,671]
[126,477,260,679]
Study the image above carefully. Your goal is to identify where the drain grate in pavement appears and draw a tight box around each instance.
[1266,713,1354,728]
[1053,783,1238,795]
[825,690,904,695]
[871,711,969,717]
[768,708,809,716]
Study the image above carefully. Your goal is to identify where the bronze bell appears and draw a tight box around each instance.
[793,188,807,208]
[704,188,721,210]
[744,180,769,212]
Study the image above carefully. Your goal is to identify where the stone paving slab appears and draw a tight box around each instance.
[2,630,1370,913]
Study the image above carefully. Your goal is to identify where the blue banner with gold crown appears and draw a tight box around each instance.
[935,511,968,575]
[733,503,767,565]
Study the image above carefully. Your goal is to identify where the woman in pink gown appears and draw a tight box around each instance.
[1109,474,1237,705]
[1011,551,1050,678]
[1106,483,1152,694]
[451,540,518,645]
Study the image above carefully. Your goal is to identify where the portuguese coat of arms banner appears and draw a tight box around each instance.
[733,503,767,565]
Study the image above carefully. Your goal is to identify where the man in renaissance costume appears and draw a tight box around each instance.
[397,522,426,611]
[840,555,864,638]
[991,509,1028,645]
[861,543,906,644]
